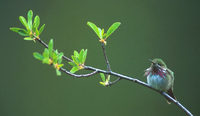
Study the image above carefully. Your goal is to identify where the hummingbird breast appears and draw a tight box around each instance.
[147,72,171,91]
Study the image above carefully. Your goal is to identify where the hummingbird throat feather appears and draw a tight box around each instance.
[150,67,167,79]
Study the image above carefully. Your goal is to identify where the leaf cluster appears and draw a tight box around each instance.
[87,21,121,45]
[68,49,87,73]
[99,73,110,86]
[33,39,64,76]
[10,10,45,41]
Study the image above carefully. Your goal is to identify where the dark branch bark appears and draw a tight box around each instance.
[101,43,111,71]
[101,43,121,85]
[108,77,121,86]
[36,38,73,62]
[60,67,98,78]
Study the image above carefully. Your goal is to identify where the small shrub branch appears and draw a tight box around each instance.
[35,38,192,116]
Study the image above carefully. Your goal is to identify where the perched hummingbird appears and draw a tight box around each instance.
[144,58,176,104]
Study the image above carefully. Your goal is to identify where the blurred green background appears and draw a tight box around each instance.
[1,0,200,115]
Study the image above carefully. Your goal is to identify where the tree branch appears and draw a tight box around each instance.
[101,43,111,71]
[108,77,121,86]
[36,38,73,62]
[60,67,98,78]
[35,38,193,116]
[101,43,121,85]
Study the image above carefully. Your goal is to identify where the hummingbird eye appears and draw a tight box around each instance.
[157,63,162,66]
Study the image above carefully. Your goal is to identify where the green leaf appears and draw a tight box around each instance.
[71,55,80,64]
[74,50,79,58]
[87,22,101,39]
[43,48,49,58]
[54,49,59,55]
[82,49,87,63]
[70,66,79,73]
[35,28,39,36]
[78,49,84,63]
[19,16,28,30]
[56,69,61,76]
[106,22,121,38]
[57,64,64,68]
[101,28,104,38]
[100,73,106,82]
[58,52,63,64]
[39,24,45,35]
[27,10,33,30]
[18,30,28,36]
[52,51,58,63]
[33,15,40,31]
[68,62,77,67]
[10,27,22,32]
[103,33,106,38]
[24,37,33,40]
[107,75,111,82]
[33,52,44,60]
[42,58,49,64]
[98,28,102,39]
[10,27,29,36]
[48,39,53,57]
[99,81,106,86]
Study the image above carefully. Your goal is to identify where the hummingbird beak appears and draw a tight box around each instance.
[149,59,161,69]
[148,59,155,64]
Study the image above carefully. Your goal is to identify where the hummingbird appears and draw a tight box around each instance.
[144,58,176,104]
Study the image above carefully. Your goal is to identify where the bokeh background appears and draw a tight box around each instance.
[1,0,200,115]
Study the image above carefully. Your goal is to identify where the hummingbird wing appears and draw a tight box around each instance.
[166,68,174,90]
[166,88,177,104]
[144,67,151,76]
[166,68,176,104]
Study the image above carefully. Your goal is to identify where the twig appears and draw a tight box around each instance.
[60,67,98,78]
[35,38,193,116]
[101,43,111,71]
[108,77,121,86]
[101,43,121,85]
[36,38,73,62]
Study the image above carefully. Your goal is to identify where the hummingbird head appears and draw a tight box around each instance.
[145,58,168,78]
[149,58,167,72]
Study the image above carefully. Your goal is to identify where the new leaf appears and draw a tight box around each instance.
[48,39,53,57]
[87,22,101,39]
[33,15,40,31]
[82,49,87,64]
[100,73,106,82]
[10,27,29,36]
[33,52,44,61]
[27,10,33,30]
[19,16,29,30]
[106,22,121,39]
[39,24,45,35]
[70,66,79,73]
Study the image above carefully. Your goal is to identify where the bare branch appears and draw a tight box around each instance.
[60,67,98,78]
[101,43,111,71]
[108,77,121,86]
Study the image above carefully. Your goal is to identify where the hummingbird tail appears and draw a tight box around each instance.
[166,88,176,104]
